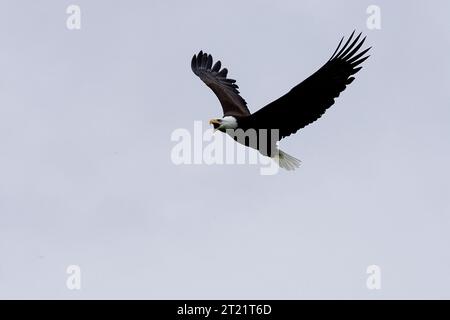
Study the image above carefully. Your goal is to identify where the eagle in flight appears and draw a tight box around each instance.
[191,31,370,170]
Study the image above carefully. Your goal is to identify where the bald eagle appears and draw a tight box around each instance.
[191,31,370,170]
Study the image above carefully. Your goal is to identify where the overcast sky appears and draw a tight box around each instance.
[0,0,449,299]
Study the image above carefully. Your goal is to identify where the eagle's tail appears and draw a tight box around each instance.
[273,149,301,171]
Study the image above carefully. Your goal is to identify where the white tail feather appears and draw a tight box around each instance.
[273,150,301,171]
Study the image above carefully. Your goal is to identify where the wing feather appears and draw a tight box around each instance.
[244,32,371,140]
[191,51,250,117]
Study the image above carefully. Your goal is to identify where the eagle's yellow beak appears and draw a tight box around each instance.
[209,119,220,125]
[209,119,221,132]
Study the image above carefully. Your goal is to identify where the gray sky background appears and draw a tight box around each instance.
[0,0,449,299]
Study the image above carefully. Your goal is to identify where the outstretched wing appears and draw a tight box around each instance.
[191,51,250,117]
[245,31,371,140]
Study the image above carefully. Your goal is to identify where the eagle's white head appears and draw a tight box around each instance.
[209,116,238,132]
